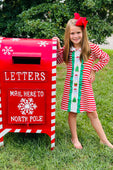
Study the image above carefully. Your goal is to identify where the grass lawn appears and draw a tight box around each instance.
[0,49,113,170]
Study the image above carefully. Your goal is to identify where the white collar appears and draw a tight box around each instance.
[70,46,81,52]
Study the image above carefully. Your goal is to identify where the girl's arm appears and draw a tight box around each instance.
[53,37,64,64]
[90,43,109,72]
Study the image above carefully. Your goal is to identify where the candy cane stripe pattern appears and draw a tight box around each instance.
[0,89,4,147]
[51,38,57,150]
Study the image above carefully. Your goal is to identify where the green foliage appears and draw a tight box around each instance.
[14,2,70,41]
[0,0,113,44]
[65,0,113,43]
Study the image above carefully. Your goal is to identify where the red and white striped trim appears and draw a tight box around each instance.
[0,128,43,138]
[0,128,43,146]
[0,36,5,147]
[0,37,4,48]
[0,89,4,146]
[51,38,57,150]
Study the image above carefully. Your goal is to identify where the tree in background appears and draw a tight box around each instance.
[66,0,113,43]
[0,0,49,37]
[0,0,113,44]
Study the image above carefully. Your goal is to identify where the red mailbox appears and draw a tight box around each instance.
[0,37,57,150]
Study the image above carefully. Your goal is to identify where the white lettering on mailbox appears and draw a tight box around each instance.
[10,90,23,97]
[4,71,46,82]
[11,116,28,123]
[30,116,43,122]
[10,116,43,123]
[9,90,44,97]
[8,89,45,124]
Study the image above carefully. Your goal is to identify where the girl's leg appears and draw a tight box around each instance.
[68,112,83,149]
[87,111,113,148]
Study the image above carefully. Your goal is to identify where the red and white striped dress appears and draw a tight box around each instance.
[57,43,109,113]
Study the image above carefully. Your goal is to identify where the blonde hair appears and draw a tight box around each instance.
[63,19,91,64]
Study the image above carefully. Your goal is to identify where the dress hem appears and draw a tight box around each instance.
[61,108,97,113]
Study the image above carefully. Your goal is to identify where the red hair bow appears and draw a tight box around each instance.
[74,13,88,29]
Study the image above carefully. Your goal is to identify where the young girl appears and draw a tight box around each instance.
[55,13,113,149]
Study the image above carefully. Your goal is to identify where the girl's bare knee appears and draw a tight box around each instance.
[87,111,98,120]
[69,112,77,118]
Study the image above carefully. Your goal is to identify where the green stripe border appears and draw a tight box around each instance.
[77,59,84,113]
[68,51,75,112]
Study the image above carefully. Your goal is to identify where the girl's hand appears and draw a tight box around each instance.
[52,37,61,49]
[89,69,96,83]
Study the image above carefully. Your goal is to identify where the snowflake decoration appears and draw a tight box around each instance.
[2,46,13,55]
[37,41,48,47]
[18,98,37,115]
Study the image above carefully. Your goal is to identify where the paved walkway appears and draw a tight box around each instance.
[98,34,113,49]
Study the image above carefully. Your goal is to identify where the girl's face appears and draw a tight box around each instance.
[70,25,83,48]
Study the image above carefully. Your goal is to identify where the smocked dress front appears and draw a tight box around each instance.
[57,43,109,113]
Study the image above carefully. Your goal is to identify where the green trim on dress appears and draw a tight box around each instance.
[77,59,84,113]
[68,51,75,112]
